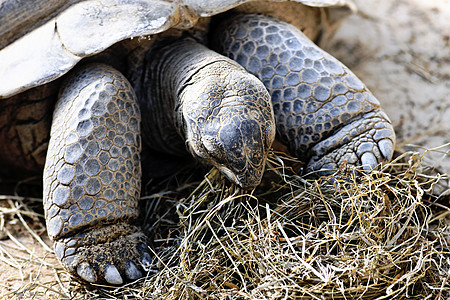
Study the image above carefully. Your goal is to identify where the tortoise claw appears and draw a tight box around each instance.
[361,152,377,171]
[141,252,153,271]
[104,263,123,285]
[212,15,396,175]
[378,139,394,161]
[54,224,151,284]
[77,262,97,283]
[125,260,143,280]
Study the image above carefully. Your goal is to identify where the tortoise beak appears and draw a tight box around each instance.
[217,164,265,190]
[214,118,271,189]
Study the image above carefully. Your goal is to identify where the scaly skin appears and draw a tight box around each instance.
[43,39,275,284]
[135,38,275,188]
[43,64,151,284]
[41,15,396,285]
[212,14,396,174]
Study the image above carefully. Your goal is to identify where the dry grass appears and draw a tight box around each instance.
[0,148,449,299]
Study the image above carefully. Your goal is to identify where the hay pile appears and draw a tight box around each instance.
[1,150,449,299]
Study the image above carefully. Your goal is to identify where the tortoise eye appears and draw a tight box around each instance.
[201,136,227,164]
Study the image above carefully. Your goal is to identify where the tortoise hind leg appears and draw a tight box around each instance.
[43,63,151,284]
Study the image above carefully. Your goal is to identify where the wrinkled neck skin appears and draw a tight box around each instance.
[144,38,275,188]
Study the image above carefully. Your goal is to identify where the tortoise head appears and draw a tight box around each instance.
[180,68,276,189]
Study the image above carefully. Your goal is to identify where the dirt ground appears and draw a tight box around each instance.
[326,0,450,174]
[0,0,449,299]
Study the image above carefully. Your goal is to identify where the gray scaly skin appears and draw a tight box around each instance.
[44,64,151,284]
[42,14,396,285]
[43,39,275,284]
[135,38,275,188]
[212,15,396,174]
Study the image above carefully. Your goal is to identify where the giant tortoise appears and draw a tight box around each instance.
[0,0,395,284]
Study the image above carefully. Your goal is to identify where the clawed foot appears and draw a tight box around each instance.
[54,223,152,284]
[306,110,395,175]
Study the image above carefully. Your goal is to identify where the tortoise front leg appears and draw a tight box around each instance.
[43,64,151,284]
[213,15,396,175]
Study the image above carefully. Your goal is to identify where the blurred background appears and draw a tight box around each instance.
[326,0,450,174]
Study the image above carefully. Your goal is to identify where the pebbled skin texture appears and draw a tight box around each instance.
[43,64,151,284]
[0,81,57,178]
[212,14,396,174]
[37,14,396,285]
[135,38,275,188]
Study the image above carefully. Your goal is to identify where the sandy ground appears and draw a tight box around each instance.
[0,0,449,298]
[326,0,450,174]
